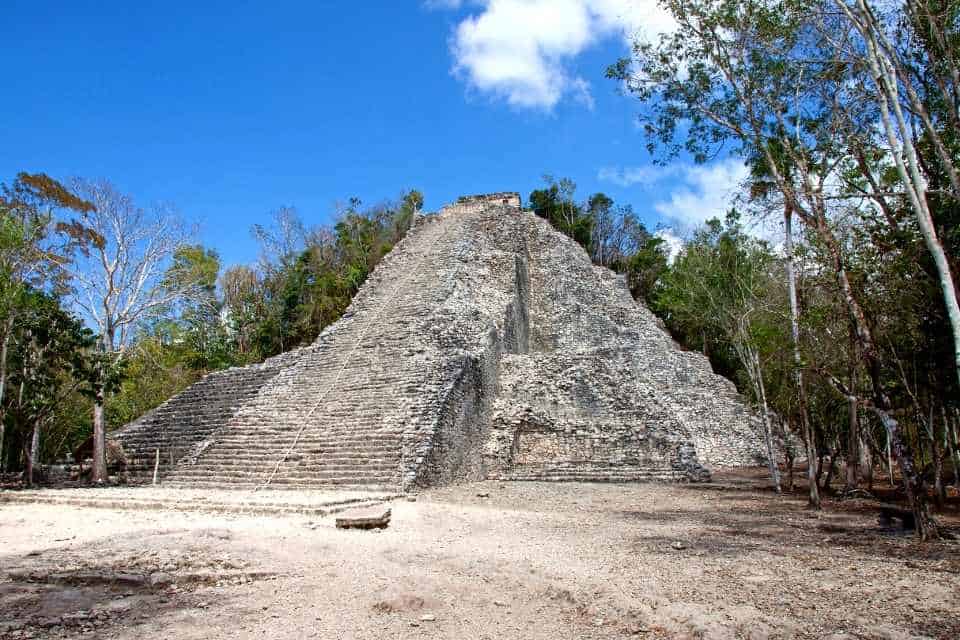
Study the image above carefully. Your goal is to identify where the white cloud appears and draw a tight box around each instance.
[653,160,749,227]
[654,228,684,264]
[443,0,675,110]
[570,77,596,110]
[597,164,674,187]
[424,0,466,9]
[600,159,749,228]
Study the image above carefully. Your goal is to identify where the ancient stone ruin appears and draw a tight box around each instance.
[114,193,768,491]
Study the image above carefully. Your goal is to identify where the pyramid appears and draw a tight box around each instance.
[114,193,767,491]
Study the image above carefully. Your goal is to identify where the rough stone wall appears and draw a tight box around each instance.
[113,192,767,490]
[482,213,767,482]
[406,198,530,488]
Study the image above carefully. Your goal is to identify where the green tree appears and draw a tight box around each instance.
[0,173,94,472]
[66,178,194,483]
[3,289,94,483]
[607,0,952,538]
[163,245,233,370]
[656,213,786,490]
[625,236,668,304]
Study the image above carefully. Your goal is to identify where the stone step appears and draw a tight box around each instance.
[173,461,399,473]
[169,467,398,481]
[496,469,687,482]
[161,479,399,491]
[165,479,400,491]
[207,438,401,449]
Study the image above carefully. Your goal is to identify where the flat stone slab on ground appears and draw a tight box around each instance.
[335,507,391,529]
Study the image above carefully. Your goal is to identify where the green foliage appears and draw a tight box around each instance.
[529,176,592,247]
[0,173,98,472]
[528,177,668,282]
[105,334,200,429]
[0,172,426,474]
[161,245,235,371]
[609,0,960,507]
[624,236,669,304]
[1,288,96,469]
[247,194,418,359]
[653,212,786,389]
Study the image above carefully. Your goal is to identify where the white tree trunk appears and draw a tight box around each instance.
[739,342,782,493]
[28,423,40,485]
[0,315,14,472]
[92,389,108,483]
[754,351,782,493]
[784,207,820,508]
[844,0,960,392]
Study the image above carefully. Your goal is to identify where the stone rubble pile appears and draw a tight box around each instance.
[114,192,767,490]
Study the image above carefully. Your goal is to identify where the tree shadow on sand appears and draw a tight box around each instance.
[0,525,275,637]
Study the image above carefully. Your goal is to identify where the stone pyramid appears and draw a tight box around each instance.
[114,193,767,491]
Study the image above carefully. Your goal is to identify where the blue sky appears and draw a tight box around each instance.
[0,1,746,268]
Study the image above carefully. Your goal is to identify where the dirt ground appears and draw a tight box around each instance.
[1,471,958,640]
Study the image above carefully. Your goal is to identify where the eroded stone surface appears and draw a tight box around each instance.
[114,192,767,491]
[335,507,392,530]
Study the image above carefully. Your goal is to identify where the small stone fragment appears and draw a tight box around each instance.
[336,507,391,530]
[149,572,173,586]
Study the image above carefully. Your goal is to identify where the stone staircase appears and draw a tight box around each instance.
[115,363,286,480]
[161,212,465,491]
[113,195,529,491]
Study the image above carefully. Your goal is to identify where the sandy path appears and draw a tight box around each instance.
[1,475,958,639]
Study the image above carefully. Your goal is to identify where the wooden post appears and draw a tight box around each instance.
[152,448,160,485]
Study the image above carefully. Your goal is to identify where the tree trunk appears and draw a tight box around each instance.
[27,423,40,486]
[91,388,108,484]
[91,330,113,484]
[845,0,960,395]
[748,347,781,493]
[875,409,939,539]
[814,207,938,536]
[846,395,860,491]
[860,433,874,492]
[784,422,795,492]
[822,441,840,494]
[887,428,895,488]
[784,206,820,508]
[933,429,945,510]
[816,449,826,489]
[949,410,960,489]
[0,315,13,473]
[931,409,947,509]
